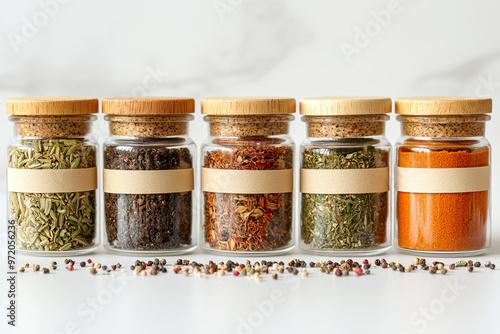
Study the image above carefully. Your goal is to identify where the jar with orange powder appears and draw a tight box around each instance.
[395,97,492,256]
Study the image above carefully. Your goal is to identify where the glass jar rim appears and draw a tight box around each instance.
[302,114,389,122]
[9,114,97,123]
[396,114,491,122]
[105,114,194,122]
[204,114,294,122]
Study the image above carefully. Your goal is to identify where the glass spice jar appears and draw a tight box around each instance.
[7,97,99,256]
[201,97,295,255]
[395,97,492,256]
[102,98,196,255]
[299,97,392,255]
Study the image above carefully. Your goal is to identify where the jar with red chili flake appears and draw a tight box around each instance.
[201,97,295,255]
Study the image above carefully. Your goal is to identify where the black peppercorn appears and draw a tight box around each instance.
[474,262,481,267]
[490,264,496,270]
[374,259,381,266]
[80,261,86,267]
[468,266,474,272]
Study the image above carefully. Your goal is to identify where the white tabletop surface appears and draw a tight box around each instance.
[3,231,499,334]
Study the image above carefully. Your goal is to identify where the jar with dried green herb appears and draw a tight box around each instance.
[7,97,99,256]
[102,98,196,255]
[201,97,295,255]
[299,97,392,255]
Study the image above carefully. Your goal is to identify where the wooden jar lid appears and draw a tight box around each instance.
[201,97,296,115]
[102,97,195,115]
[396,97,492,115]
[300,97,392,116]
[6,97,98,115]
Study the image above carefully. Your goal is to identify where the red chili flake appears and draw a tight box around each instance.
[363,259,369,265]
[233,270,240,276]
[143,263,148,268]
[203,141,293,252]
[87,259,92,264]
[67,265,74,272]
[173,267,180,274]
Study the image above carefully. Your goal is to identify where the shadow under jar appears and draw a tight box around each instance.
[395,97,492,256]
[102,98,196,255]
[201,97,296,255]
[7,97,99,256]
[299,97,392,256]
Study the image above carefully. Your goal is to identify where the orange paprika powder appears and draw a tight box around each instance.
[397,145,489,251]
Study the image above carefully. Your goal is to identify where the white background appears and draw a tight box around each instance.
[1,0,500,333]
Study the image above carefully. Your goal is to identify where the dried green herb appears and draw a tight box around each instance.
[204,139,293,252]
[301,143,388,250]
[9,139,96,251]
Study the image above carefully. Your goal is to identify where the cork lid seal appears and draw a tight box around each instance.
[6,97,98,115]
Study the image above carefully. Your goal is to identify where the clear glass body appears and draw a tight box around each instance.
[395,115,491,256]
[102,115,196,255]
[201,115,295,255]
[8,115,99,256]
[299,116,391,255]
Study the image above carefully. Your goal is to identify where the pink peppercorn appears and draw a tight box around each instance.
[363,259,369,265]
[87,259,92,264]
[173,267,180,274]
[67,265,74,272]
[354,268,363,276]
[233,270,240,276]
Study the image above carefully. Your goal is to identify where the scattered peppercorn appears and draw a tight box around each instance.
[87,259,92,264]
[485,261,491,268]
[441,269,448,275]
[272,273,278,280]
[412,258,420,266]
[42,268,49,274]
[374,259,381,266]
[67,265,73,272]
[419,259,426,266]
[354,268,363,276]
[404,265,412,272]
[309,261,315,268]
[399,267,405,272]
[365,269,371,275]
[381,262,388,269]
[474,262,481,268]
[64,259,70,265]
[334,269,342,276]
[468,266,474,272]
[233,270,239,276]
[467,260,473,266]
[19,267,25,273]
[24,262,29,268]
[33,264,40,272]
[95,263,101,269]
[456,260,467,267]
[80,261,86,268]
[90,268,97,275]
[449,264,456,270]
[302,270,308,278]
[102,265,108,271]
[490,264,496,270]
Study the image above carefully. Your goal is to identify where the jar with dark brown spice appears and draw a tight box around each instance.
[102,98,196,255]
